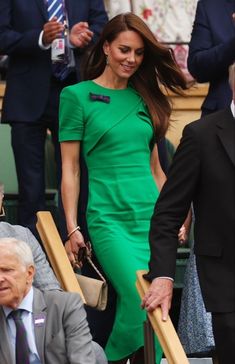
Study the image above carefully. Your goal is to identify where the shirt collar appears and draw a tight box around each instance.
[2,286,34,318]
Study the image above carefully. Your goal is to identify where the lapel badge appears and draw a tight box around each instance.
[34,313,46,327]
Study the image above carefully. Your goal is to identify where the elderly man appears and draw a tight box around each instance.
[0,182,60,291]
[0,237,107,364]
[0,185,107,363]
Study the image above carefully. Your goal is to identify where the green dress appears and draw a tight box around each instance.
[59,80,162,362]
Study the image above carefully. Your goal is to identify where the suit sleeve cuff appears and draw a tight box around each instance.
[154,276,174,282]
[39,31,51,50]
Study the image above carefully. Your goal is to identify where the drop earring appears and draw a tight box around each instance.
[105,54,109,65]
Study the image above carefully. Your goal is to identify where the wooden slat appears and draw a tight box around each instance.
[0,82,6,118]
[171,96,206,110]
[136,270,189,364]
[36,211,86,302]
[166,83,209,97]
[0,82,5,96]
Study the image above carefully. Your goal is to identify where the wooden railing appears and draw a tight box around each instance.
[0,82,5,117]
[136,270,189,364]
[166,83,208,146]
[36,211,86,302]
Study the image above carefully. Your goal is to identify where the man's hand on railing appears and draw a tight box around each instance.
[141,278,174,321]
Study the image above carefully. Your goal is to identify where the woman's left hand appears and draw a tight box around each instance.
[178,224,188,245]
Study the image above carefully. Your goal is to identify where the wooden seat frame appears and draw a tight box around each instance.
[36,211,85,302]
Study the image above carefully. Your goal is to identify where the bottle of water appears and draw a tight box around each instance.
[51,21,69,64]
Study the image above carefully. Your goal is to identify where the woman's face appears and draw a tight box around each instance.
[103,30,145,81]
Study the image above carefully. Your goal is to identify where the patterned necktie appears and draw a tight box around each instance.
[10,309,30,364]
[46,0,72,80]
[47,0,64,22]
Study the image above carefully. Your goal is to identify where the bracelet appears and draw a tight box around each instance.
[67,225,81,238]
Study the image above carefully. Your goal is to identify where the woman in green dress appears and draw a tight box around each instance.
[59,13,187,364]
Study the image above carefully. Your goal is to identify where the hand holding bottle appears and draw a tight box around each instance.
[42,17,64,46]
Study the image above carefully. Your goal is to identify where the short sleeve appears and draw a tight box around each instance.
[59,86,84,142]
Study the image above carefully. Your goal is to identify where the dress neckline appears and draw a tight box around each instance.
[90,80,130,91]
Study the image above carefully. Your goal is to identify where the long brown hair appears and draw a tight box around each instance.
[84,13,187,139]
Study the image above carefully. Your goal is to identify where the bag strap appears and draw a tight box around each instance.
[86,256,106,283]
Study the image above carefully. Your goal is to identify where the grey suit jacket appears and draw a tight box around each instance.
[0,222,60,290]
[0,288,97,364]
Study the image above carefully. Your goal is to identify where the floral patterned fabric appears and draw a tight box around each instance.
[178,248,215,354]
[132,0,198,42]
[104,0,131,19]
[105,0,198,42]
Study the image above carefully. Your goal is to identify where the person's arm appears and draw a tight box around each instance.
[142,123,201,318]
[151,143,192,244]
[188,1,235,82]
[85,0,108,44]
[61,141,86,263]
[69,22,94,48]
[63,292,96,364]
[69,1,108,49]
[41,18,64,47]
[0,0,46,55]
[150,143,166,191]
[178,207,192,244]
[142,277,174,320]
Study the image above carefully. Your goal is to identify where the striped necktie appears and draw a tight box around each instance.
[47,0,72,80]
[9,309,30,364]
[47,0,64,22]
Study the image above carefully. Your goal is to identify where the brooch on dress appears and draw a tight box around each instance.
[89,92,110,104]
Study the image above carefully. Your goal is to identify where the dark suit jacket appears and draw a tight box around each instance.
[188,0,235,114]
[0,0,107,122]
[146,108,235,313]
[0,288,96,364]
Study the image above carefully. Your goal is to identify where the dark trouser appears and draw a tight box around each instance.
[212,311,235,364]
[10,78,68,239]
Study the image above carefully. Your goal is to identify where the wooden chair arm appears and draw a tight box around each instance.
[36,211,86,302]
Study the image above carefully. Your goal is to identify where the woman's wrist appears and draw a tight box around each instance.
[67,225,81,238]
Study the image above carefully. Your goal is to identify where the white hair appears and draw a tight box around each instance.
[0,237,35,268]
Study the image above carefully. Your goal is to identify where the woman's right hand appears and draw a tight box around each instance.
[65,229,86,267]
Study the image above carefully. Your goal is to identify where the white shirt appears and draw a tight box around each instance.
[230,100,235,117]
[3,287,41,364]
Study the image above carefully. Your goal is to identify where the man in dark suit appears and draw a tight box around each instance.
[0,0,107,237]
[188,0,235,115]
[0,237,107,364]
[142,64,235,364]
